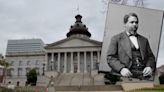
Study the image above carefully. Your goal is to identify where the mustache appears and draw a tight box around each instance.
[131,26,138,30]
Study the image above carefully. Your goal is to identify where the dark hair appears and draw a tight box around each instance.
[124,13,138,24]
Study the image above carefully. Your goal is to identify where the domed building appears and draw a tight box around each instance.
[45,14,102,74]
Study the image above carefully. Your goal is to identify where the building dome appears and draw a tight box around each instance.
[66,14,91,38]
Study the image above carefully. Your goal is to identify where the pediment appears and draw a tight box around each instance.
[45,37,102,49]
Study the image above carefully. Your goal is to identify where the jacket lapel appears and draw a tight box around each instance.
[120,32,132,59]
[137,35,146,60]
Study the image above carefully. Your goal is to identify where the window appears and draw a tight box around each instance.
[10,61,14,66]
[26,68,30,74]
[27,61,31,65]
[8,68,14,76]
[18,68,22,76]
[35,60,39,65]
[11,68,14,76]
[19,61,22,66]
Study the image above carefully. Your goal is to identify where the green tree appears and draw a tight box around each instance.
[26,68,37,86]
[0,58,10,68]
[0,58,10,83]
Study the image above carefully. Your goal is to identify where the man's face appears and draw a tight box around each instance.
[125,16,138,35]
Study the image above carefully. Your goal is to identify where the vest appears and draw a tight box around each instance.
[129,40,145,79]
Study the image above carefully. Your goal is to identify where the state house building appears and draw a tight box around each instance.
[5,14,102,86]
[45,14,102,74]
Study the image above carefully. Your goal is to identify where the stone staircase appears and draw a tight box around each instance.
[46,73,123,92]
[53,73,94,86]
[36,76,50,86]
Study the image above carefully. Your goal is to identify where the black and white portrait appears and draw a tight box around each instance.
[99,3,164,83]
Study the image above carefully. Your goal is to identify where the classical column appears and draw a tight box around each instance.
[77,52,80,73]
[50,53,54,71]
[57,52,60,72]
[91,51,93,70]
[70,52,74,73]
[45,53,48,71]
[96,51,100,70]
[97,51,100,63]
[64,52,67,73]
[84,51,87,73]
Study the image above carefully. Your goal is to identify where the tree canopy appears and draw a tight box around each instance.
[26,68,37,86]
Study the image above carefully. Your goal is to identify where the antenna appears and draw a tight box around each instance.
[76,0,80,14]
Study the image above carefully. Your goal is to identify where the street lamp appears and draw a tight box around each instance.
[42,63,45,76]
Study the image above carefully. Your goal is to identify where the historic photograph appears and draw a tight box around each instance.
[99,3,164,83]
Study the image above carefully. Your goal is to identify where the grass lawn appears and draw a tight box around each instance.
[129,85,164,92]
[0,86,46,92]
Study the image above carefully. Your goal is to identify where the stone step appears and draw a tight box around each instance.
[53,73,94,86]
[37,76,50,86]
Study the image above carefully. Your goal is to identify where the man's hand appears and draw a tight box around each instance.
[143,67,152,76]
[120,68,132,77]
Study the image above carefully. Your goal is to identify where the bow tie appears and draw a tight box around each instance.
[129,34,137,37]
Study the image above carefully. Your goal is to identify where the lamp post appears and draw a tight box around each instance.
[42,63,45,76]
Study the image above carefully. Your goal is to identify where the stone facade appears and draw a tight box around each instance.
[6,53,45,76]
[5,39,45,86]
[45,36,102,74]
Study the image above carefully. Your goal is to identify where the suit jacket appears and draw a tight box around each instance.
[107,31,155,75]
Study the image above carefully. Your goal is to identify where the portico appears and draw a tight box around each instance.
[45,50,101,73]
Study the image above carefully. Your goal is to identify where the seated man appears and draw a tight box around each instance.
[107,12,156,81]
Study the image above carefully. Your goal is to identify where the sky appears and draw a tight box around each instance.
[0,0,164,67]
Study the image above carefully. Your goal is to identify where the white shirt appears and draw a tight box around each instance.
[126,32,139,49]
[129,36,139,49]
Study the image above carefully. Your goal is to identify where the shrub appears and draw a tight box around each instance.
[26,68,37,86]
